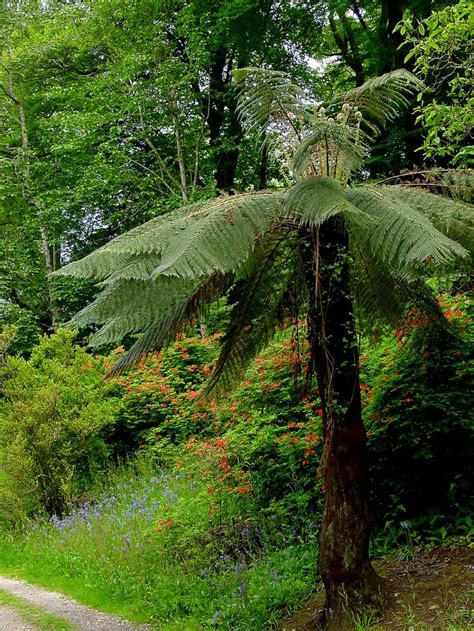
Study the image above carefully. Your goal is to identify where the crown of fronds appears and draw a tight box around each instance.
[57,69,472,387]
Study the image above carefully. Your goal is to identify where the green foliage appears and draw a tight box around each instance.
[57,69,471,383]
[107,334,220,452]
[362,294,474,522]
[0,329,117,526]
[0,303,41,356]
[0,456,318,629]
[398,1,473,166]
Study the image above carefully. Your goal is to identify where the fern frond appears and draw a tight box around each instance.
[72,276,198,338]
[331,70,423,136]
[234,67,306,141]
[351,245,444,332]
[57,192,285,281]
[379,185,474,252]
[205,235,300,394]
[346,186,468,272]
[287,177,371,228]
[292,120,367,177]
[111,273,228,373]
[55,200,212,279]
[153,191,286,278]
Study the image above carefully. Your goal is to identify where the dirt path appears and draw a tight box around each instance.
[0,606,36,630]
[0,577,149,630]
[278,544,474,630]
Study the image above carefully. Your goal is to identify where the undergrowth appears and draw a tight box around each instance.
[0,456,319,629]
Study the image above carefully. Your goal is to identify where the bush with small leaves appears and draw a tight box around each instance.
[0,329,117,527]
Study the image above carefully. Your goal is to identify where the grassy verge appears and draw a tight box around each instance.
[0,588,73,630]
[0,457,318,630]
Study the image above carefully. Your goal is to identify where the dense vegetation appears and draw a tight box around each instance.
[0,1,472,629]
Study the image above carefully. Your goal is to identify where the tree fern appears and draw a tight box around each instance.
[329,70,424,136]
[57,69,472,381]
[57,67,472,616]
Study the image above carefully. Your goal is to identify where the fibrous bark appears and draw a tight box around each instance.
[301,221,381,627]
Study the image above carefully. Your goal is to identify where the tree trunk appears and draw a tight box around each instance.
[301,222,381,626]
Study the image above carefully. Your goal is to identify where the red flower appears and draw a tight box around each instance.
[214,438,229,450]
[404,397,414,404]
[219,455,232,473]
[186,390,200,400]
[236,486,251,494]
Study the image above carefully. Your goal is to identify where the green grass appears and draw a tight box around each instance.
[0,588,74,630]
[0,457,318,630]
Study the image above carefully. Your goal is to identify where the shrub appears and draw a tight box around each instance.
[106,334,221,454]
[363,293,474,522]
[0,329,117,526]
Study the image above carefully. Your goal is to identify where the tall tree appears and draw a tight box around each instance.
[57,69,472,624]
[1,0,320,342]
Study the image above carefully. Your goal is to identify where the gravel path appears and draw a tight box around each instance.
[0,577,150,630]
[0,605,36,630]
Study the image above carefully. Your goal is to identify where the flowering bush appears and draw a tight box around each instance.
[106,334,221,454]
[105,328,326,514]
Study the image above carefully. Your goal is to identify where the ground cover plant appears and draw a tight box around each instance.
[0,455,319,630]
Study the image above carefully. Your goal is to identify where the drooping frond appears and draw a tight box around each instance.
[351,244,445,332]
[346,186,469,272]
[330,70,423,136]
[56,192,285,281]
[72,276,197,340]
[234,67,306,141]
[77,272,228,373]
[205,234,301,394]
[152,191,286,278]
[111,273,228,373]
[378,185,474,252]
[287,177,371,228]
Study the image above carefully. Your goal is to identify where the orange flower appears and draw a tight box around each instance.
[186,390,200,400]
[155,518,174,532]
[303,448,316,456]
[236,486,252,494]
[219,455,232,473]
[207,487,216,495]
[305,434,322,444]
[268,381,282,389]
[214,438,229,450]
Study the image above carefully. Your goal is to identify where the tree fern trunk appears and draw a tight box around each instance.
[302,222,381,626]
